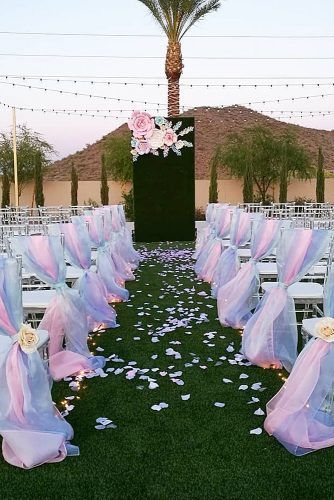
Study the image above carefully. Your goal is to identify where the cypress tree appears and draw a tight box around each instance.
[34,151,45,206]
[279,160,288,203]
[1,167,10,207]
[316,146,325,203]
[209,147,219,203]
[71,163,78,206]
[243,164,254,203]
[100,153,109,205]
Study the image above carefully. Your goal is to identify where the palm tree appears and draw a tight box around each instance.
[138,0,221,116]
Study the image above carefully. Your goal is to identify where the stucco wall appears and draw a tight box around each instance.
[5,178,334,208]
[10,181,130,207]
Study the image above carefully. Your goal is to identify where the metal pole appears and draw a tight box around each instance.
[12,107,19,207]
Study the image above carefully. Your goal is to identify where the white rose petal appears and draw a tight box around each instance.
[250,427,263,435]
[223,378,233,384]
[151,405,162,412]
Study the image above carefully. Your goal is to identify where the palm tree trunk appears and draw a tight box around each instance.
[165,41,183,117]
[167,78,180,117]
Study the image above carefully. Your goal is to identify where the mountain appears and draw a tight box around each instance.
[45,105,334,181]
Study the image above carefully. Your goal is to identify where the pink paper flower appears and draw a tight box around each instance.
[135,140,151,155]
[164,128,178,147]
[128,111,154,139]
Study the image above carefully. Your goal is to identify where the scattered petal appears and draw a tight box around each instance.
[223,378,233,384]
[151,405,162,412]
[250,427,263,435]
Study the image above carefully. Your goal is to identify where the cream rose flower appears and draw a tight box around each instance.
[18,324,40,353]
[314,317,334,342]
[175,140,184,150]
[148,129,165,150]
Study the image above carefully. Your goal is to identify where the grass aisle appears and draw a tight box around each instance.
[1,242,334,499]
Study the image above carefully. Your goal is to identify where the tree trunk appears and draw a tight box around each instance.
[165,41,183,117]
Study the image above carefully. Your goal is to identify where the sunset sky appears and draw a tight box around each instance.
[1,0,333,160]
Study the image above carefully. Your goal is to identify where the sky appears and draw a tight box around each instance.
[0,0,334,160]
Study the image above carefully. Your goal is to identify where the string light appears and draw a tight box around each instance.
[1,76,334,115]
[1,75,334,90]
[0,99,333,123]
[2,74,334,80]
[0,80,167,107]
[1,52,334,61]
[1,31,334,39]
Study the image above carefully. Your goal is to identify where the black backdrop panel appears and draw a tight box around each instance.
[133,117,195,242]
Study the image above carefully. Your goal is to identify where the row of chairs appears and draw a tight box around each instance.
[0,204,140,469]
[195,203,334,455]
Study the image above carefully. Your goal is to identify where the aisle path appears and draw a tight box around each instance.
[1,243,333,499]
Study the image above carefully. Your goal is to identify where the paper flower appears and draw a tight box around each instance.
[18,324,39,353]
[175,140,184,150]
[148,129,165,150]
[314,317,334,342]
[164,128,178,147]
[128,111,155,139]
[128,111,194,161]
[135,140,151,155]
[155,116,166,127]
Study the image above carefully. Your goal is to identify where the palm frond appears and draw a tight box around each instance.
[138,0,222,41]
[137,0,169,36]
[180,0,221,38]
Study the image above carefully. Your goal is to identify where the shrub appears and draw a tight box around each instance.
[292,196,315,205]
[71,164,78,206]
[100,153,109,205]
[83,198,99,208]
[195,207,206,221]
[1,167,10,207]
[122,188,134,221]
[34,151,44,206]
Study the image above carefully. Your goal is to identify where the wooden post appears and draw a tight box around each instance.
[12,107,19,207]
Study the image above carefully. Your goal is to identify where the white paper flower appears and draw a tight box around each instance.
[314,317,334,342]
[148,129,166,150]
[18,324,39,353]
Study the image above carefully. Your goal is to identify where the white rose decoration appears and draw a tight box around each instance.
[175,140,184,150]
[18,324,40,353]
[314,317,334,342]
[148,129,166,150]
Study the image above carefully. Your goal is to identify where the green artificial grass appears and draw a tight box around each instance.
[1,242,333,499]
